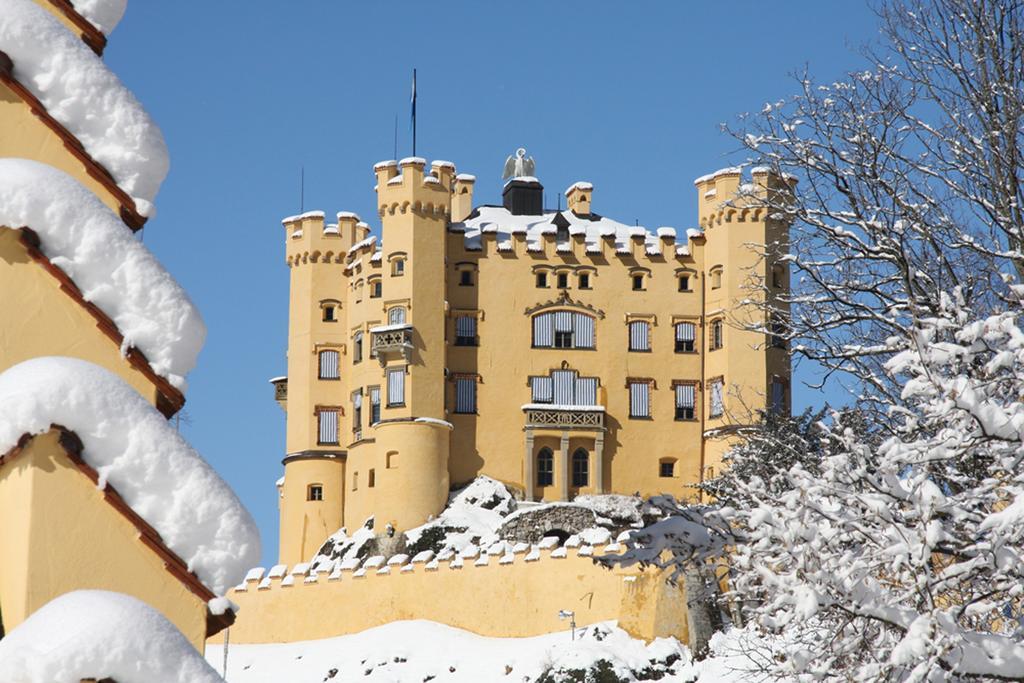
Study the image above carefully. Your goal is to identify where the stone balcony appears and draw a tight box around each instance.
[270,376,287,411]
[522,403,605,430]
[370,324,413,365]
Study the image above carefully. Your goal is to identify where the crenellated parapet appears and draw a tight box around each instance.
[695,166,797,230]
[282,210,364,268]
[374,158,452,220]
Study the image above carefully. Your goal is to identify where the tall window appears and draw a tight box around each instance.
[675,322,696,353]
[353,332,363,363]
[770,379,786,414]
[772,265,785,289]
[369,386,381,425]
[459,270,474,286]
[572,448,589,487]
[537,448,554,487]
[769,316,787,348]
[455,316,477,346]
[387,367,405,406]
[628,380,651,419]
[678,275,690,292]
[632,274,644,291]
[318,350,340,379]
[351,390,362,438]
[532,311,595,349]
[710,267,723,289]
[388,307,406,325]
[322,305,336,322]
[674,383,696,420]
[307,484,324,501]
[628,321,650,352]
[530,370,598,406]
[536,272,548,288]
[709,379,724,418]
[392,258,405,276]
[317,408,338,445]
[578,273,591,289]
[710,320,724,350]
[370,280,382,298]
[454,377,477,414]
[557,272,569,289]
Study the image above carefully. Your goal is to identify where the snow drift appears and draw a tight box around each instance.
[69,0,127,35]
[0,590,224,683]
[0,357,260,595]
[0,159,204,388]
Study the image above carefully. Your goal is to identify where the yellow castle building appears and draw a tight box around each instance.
[276,153,792,565]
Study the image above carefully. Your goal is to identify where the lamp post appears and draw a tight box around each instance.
[558,609,576,641]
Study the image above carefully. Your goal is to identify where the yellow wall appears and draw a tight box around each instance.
[277,156,792,563]
[0,227,170,411]
[0,84,127,221]
[0,431,211,650]
[217,545,686,645]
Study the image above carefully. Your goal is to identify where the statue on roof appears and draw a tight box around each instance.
[503,148,536,180]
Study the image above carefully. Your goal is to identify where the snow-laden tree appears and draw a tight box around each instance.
[602,0,1024,679]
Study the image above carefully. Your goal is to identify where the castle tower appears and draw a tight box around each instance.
[277,210,356,565]
[354,157,451,531]
[695,168,793,476]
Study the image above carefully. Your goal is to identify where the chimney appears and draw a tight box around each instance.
[503,178,544,216]
[565,181,593,216]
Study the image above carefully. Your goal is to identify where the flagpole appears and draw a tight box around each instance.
[411,68,417,157]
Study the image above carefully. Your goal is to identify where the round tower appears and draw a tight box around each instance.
[277,210,355,565]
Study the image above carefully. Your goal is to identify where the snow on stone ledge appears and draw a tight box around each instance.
[69,0,127,34]
[0,159,204,388]
[0,590,224,683]
[0,0,169,216]
[0,357,261,595]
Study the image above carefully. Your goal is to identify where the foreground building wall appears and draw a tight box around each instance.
[218,545,686,645]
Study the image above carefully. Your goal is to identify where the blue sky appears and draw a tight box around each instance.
[105,2,881,566]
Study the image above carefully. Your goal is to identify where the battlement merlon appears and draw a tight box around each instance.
[694,166,797,228]
[282,210,364,266]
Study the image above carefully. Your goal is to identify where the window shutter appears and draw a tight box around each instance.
[676,322,695,342]
[676,384,695,408]
[553,370,575,405]
[533,313,554,347]
[388,368,405,406]
[531,376,553,403]
[575,377,597,405]
[554,311,574,333]
[455,378,476,413]
[456,316,476,339]
[318,409,338,444]
[369,386,381,424]
[573,314,594,348]
[319,350,339,379]
[629,321,650,351]
[629,382,650,417]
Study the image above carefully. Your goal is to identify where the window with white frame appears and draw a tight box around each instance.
[628,320,650,352]
[317,408,339,445]
[536,448,554,486]
[628,380,651,419]
[454,377,477,414]
[710,319,724,350]
[369,386,381,424]
[353,332,363,363]
[455,316,477,346]
[387,367,405,406]
[388,307,407,326]
[351,390,362,438]
[529,370,598,406]
[532,311,595,349]
[318,349,340,379]
[674,383,696,420]
[709,379,724,418]
[674,322,696,353]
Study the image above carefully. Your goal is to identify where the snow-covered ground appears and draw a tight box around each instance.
[207,620,771,683]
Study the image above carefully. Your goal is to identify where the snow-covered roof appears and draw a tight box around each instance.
[0,357,261,595]
[399,156,426,166]
[347,235,377,256]
[0,159,205,389]
[1,0,169,217]
[565,181,593,196]
[0,590,223,683]
[451,206,697,255]
[373,160,397,170]
[281,210,324,225]
[336,211,361,221]
[69,0,127,35]
[455,173,476,182]
[431,159,455,169]
[693,166,741,185]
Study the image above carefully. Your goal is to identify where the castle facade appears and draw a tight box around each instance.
[276,155,791,564]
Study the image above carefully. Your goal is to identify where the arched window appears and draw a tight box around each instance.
[388,307,406,325]
[537,448,554,487]
[532,311,595,349]
[318,349,339,379]
[571,448,589,487]
[710,319,724,350]
[710,266,723,289]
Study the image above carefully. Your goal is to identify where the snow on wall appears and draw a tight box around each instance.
[0,159,204,388]
[0,590,224,683]
[0,0,169,216]
[0,357,261,595]
[69,0,127,34]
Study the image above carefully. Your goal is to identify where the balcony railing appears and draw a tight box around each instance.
[269,376,287,411]
[522,403,605,430]
[370,324,413,364]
